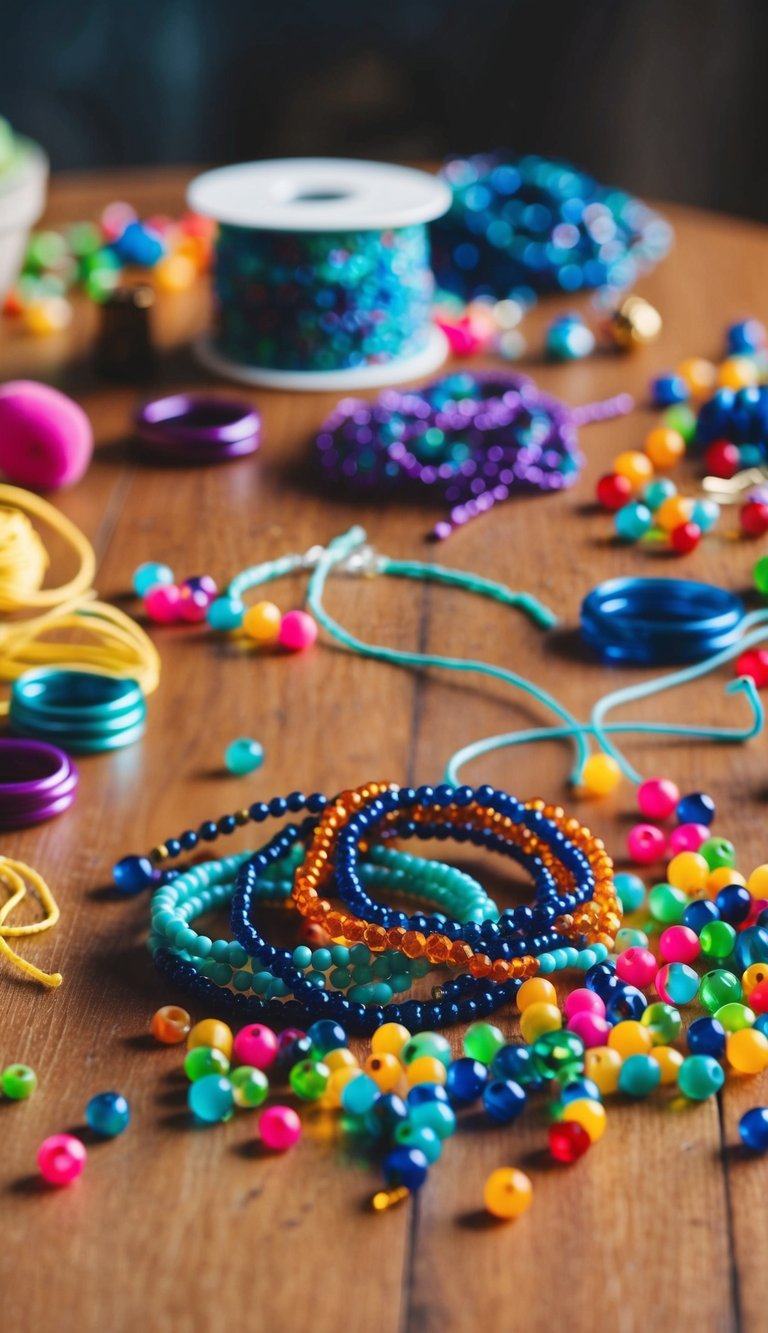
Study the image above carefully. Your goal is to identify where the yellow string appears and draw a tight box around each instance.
[0,857,62,988]
[0,484,160,711]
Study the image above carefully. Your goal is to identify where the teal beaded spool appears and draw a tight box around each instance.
[188,159,451,392]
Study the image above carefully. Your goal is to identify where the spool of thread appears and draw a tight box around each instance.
[9,668,146,752]
[187,158,451,391]
[0,737,78,829]
[0,381,93,491]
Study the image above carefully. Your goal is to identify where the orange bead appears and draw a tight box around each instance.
[708,866,746,895]
[655,494,695,533]
[517,976,557,1011]
[364,1053,403,1092]
[644,427,686,470]
[483,1167,533,1220]
[154,253,198,292]
[613,451,655,490]
[406,1055,448,1087]
[677,357,717,397]
[243,600,282,644]
[747,865,768,899]
[718,356,758,391]
[607,1020,652,1058]
[150,1004,191,1044]
[650,1045,684,1085]
[187,1018,233,1058]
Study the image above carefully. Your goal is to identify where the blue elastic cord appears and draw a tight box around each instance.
[580,577,748,665]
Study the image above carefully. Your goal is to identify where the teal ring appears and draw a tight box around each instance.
[9,668,147,753]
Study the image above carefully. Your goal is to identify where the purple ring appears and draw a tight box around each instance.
[0,738,78,827]
[135,394,262,463]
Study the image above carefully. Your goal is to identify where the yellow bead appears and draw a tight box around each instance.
[613,450,655,490]
[483,1167,533,1220]
[243,600,283,644]
[747,865,768,899]
[584,1046,623,1095]
[655,494,696,533]
[519,1002,562,1044]
[562,1097,606,1143]
[23,295,73,335]
[608,294,662,348]
[516,977,557,1011]
[650,1045,684,1085]
[322,1066,360,1108]
[364,1052,403,1092]
[406,1055,448,1087]
[580,753,622,797]
[726,1028,768,1075]
[677,357,717,397]
[742,964,768,995]
[324,1047,359,1073]
[371,1022,411,1060]
[718,356,759,390]
[154,252,198,292]
[187,1018,233,1058]
[607,1020,652,1059]
[644,427,686,470]
[708,866,746,895]
[667,851,709,893]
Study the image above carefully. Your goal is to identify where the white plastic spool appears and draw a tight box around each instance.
[188,158,451,391]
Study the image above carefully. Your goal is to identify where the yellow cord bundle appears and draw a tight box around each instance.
[0,483,160,712]
[0,857,62,988]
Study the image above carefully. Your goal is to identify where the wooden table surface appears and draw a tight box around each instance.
[3,169,768,1333]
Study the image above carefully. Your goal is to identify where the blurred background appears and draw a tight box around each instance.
[2,0,767,219]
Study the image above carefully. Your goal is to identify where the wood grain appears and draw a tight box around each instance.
[3,169,768,1333]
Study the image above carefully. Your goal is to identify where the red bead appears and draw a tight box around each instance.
[670,521,702,554]
[704,440,740,479]
[596,473,633,511]
[548,1119,591,1163]
[298,920,332,947]
[735,649,768,688]
[741,502,768,538]
[748,980,768,1014]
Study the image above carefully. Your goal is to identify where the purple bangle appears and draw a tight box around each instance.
[134,394,262,463]
[0,738,78,828]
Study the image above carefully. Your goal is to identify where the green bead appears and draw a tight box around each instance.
[532,1029,585,1077]
[615,927,649,950]
[641,1002,682,1044]
[699,921,737,960]
[184,1046,230,1081]
[224,737,264,776]
[618,1053,662,1097]
[754,555,768,597]
[677,1054,725,1100]
[699,837,736,871]
[648,883,689,924]
[699,969,743,1013]
[230,1066,269,1108]
[393,1122,442,1163]
[663,404,697,442]
[289,1059,330,1100]
[714,1002,756,1032]
[1,1062,37,1100]
[463,1022,504,1064]
[401,1032,452,1068]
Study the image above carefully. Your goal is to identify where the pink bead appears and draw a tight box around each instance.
[636,777,680,822]
[659,925,700,964]
[0,380,94,490]
[567,1011,611,1047]
[37,1133,87,1185]
[277,1027,306,1053]
[615,946,657,989]
[145,584,182,623]
[627,823,667,864]
[259,1104,301,1151]
[278,609,318,652]
[435,315,486,357]
[563,987,606,1020]
[668,823,710,854]
[745,898,768,928]
[101,200,137,242]
[178,587,210,623]
[232,1023,278,1070]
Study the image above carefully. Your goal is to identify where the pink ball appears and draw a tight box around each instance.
[259,1104,301,1151]
[659,925,700,964]
[0,380,94,490]
[669,823,709,854]
[278,609,318,652]
[567,1011,611,1047]
[233,1023,278,1070]
[178,587,210,623]
[145,584,183,623]
[615,946,657,989]
[745,898,768,928]
[37,1133,87,1186]
[563,987,605,1020]
[627,823,667,864]
[637,777,680,821]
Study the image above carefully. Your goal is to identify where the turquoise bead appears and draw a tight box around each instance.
[677,1055,725,1100]
[614,872,646,914]
[207,596,245,631]
[133,562,174,596]
[618,1054,661,1098]
[86,1091,131,1136]
[188,1074,235,1123]
[393,1122,442,1163]
[224,737,264,776]
[644,478,677,512]
[408,1099,456,1139]
[292,945,313,969]
[615,502,653,541]
[341,1073,380,1116]
[691,499,721,532]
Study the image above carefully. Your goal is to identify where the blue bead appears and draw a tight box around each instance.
[482,1078,526,1123]
[365,1093,409,1138]
[676,792,715,826]
[115,220,165,266]
[731,926,768,971]
[715,884,752,926]
[739,1106,768,1151]
[113,855,155,895]
[407,1083,449,1107]
[85,1091,131,1137]
[605,984,647,1023]
[490,1043,544,1089]
[756,1014,768,1038]
[683,899,720,933]
[445,1058,488,1106]
[132,562,174,597]
[559,1077,602,1104]
[651,374,689,407]
[383,1145,429,1191]
[727,319,765,356]
[306,1019,347,1053]
[687,1016,726,1058]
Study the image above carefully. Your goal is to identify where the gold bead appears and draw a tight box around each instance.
[150,844,169,863]
[607,294,662,349]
